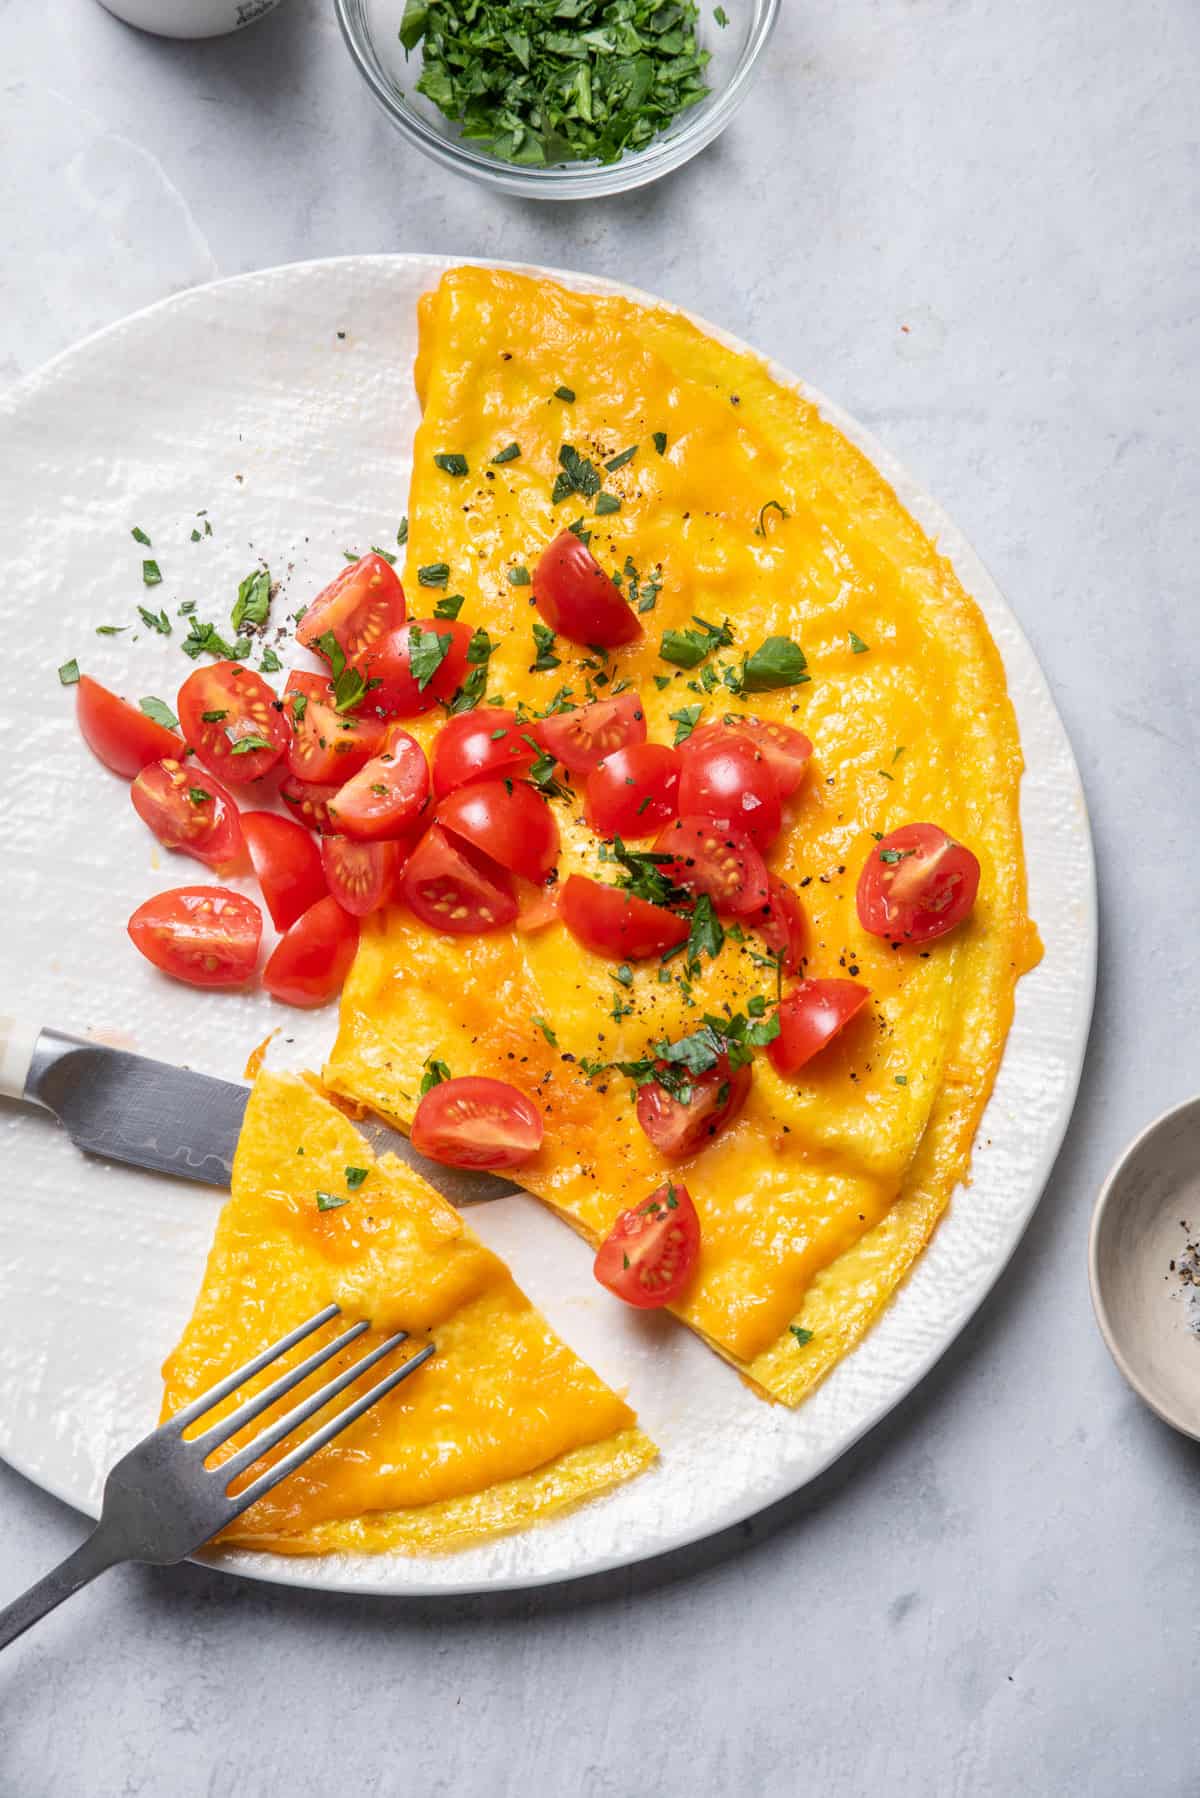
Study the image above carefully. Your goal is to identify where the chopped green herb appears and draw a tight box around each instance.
[407,624,453,691]
[316,1191,349,1213]
[142,559,162,587]
[190,528,202,542]
[182,618,248,661]
[789,1325,814,1345]
[370,545,398,566]
[397,516,409,546]
[669,703,703,744]
[139,696,178,731]
[531,1016,558,1048]
[201,708,228,723]
[653,673,672,691]
[741,635,808,692]
[434,452,469,477]
[754,500,789,537]
[594,492,621,516]
[687,894,724,962]
[606,445,637,473]
[713,4,728,23]
[57,658,80,686]
[230,733,275,755]
[418,563,450,588]
[434,592,466,619]
[131,526,152,547]
[187,787,210,805]
[178,601,197,616]
[491,443,521,465]
[554,386,576,403]
[660,615,733,670]
[138,605,172,636]
[231,567,271,635]
[420,1055,452,1095]
[345,1166,370,1188]
[849,631,870,654]
[895,1074,908,1086]
[552,443,601,506]
[653,431,668,455]
[507,565,531,587]
[879,846,916,865]
[95,625,128,636]
[259,645,282,674]
[531,622,561,672]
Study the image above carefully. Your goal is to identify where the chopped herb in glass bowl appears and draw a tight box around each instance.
[335,0,779,198]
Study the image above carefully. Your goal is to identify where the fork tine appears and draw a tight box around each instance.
[188,1319,371,1458]
[227,1342,436,1517]
[167,1303,342,1432]
[217,1327,423,1487]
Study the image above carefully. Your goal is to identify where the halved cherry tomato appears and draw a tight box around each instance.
[296,554,406,661]
[327,728,431,842]
[654,816,768,917]
[767,979,871,1075]
[178,661,289,784]
[856,823,981,945]
[593,1181,701,1309]
[558,874,690,961]
[636,1056,751,1159]
[320,836,404,917]
[430,708,538,798]
[127,886,262,988]
[280,776,341,834]
[752,874,808,976]
[261,895,359,1007]
[241,811,328,931]
[677,728,781,849]
[77,676,183,778]
[683,717,812,800]
[410,1076,543,1170]
[355,620,471,719]
[533,691,646,777]
[400,824,517,934]
[283,670,385,784]
[585,743,681,839]
[533,529,641,648]
[131,759,244,873]
[436,779,558,883]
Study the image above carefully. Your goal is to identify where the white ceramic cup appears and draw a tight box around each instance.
[96,0,284,38]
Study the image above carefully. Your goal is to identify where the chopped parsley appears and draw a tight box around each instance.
[230,733,275,755]
[139,696,178,731]
[686,894,724,963]
[260,645,282,674]
[552,443,601,506]
[741,635,808,692]
[895,1074,908,1086]
[491,443,521,465]
[660,615,733,670]
[849,631,870,654]
[434,452,469,476]
[714,4,728,23]
[595,492,621,516]
[397,516,409,546]
[605,445,637,473]
[420,1055,452,1095]
[371,545,398,566]
[182,618,249,661]
[789,1325,814,1346]
[399,0,711,168]
[417,562,450,588]
[138,605,171,635]
[57,658,80,686]
[187,786,210,805]
[669,703,703,744]
[531,621,561,672]
[95,625,128,636]
[131,526,151,547]
[141,559,162,587]
[407,623,453,690]
[316,1191,349,1213]
[754,500,789,537]
[553,386,576,403]
[434,592,466,619]
[507,565,531,586]
[231,567,271,635]
[531,1016,559,1048]
[315,629,375,713]
[879,846,916,865]
[652,431,668,455]
[345,1166,370,1188]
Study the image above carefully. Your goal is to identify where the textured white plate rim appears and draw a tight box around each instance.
[0,254,1097,1597]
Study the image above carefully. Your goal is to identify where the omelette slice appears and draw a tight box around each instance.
[325,266,1039,1405]
[161,1071,654,1555]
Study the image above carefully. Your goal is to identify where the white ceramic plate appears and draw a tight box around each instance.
[0,256,1096,1595]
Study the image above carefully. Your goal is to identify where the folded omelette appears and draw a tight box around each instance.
[325,266,1039,1406]
[161,1072,654,1554]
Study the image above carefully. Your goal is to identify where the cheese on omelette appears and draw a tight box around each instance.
[161,1072,654,1554]
[325,266,1040,1406]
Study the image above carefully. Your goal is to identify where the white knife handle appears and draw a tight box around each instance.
[0,1016,42,1101]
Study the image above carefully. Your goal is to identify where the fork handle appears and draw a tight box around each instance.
[0,1527,123,1652]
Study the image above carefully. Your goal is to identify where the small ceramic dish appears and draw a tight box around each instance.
[1089,1095,1200,1440]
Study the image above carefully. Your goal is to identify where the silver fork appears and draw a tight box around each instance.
[0,1304,434,1652]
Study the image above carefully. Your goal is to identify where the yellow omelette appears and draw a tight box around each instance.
[161,1072,654,1554]
[326,266,1039,1405]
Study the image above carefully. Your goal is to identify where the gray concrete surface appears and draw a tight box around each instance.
[2,0,1198,1791]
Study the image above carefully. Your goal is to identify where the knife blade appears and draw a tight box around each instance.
[12,1027,515,1207]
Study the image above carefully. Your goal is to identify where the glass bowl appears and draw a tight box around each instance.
[333,0,780,200]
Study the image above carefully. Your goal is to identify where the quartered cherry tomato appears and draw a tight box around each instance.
[77,676,183,778]
[635,1056,751,1159]
[766,979,871,1075]
[283,670,385,784]
[296,554,406,661]
[355,620,471,719]
[410,1076,543,1170]
[533,691,646,776]
[327,728,431,842]
[320,836,405,917]
[400,824,517,934]
[430,708,537,799]
[677,727,781,849]
[751,874,808,976]
[261,895,359,1007]
[653,815,768,917]
[558,874,690,961]
[436,779,558,883]
[178,661,289,784]
[584,743,681,839]
[533,530,641,648]
[856,823,980,945]
[515,880,560,933]
[130,759,244,873]
[593,1181,701,1309]
[684,717,812,800]
[280,775,341,835]
[241,811,328,931]
[127,886,262,988]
